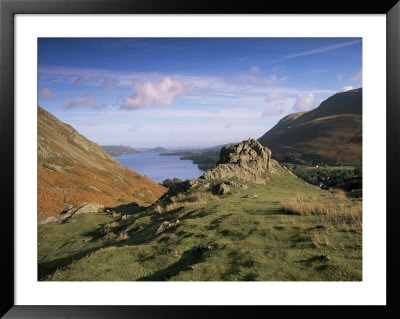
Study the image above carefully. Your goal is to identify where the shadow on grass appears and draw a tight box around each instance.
[106,202,146,216]
[220,250,255,280]
[38,246,109,280]
[136,245,212,281]
[295,255,330,266]
[243,207,287,216]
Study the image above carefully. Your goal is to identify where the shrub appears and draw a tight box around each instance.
[328,188,346,199]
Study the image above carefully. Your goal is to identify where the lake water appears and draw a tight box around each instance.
[114,153,203,183]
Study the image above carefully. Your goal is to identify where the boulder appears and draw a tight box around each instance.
[226,181,248,189]
[203,138,275,184]
[244,194,258,199]
[154,221,170,235]
[38,216,59,225]
[39,203,104,224]
[213,183,231,195]
[120,220,138,233]
[59,202,104,221]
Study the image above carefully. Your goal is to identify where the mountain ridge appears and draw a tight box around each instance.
[38,106,167,216]
[258,88,362,165]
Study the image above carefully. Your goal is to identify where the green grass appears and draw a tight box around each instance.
[38,169,362,281]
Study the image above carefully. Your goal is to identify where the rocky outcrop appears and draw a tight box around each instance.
[39,202,104,224]
[203,138,275,184]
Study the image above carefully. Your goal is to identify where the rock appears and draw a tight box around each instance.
[190,244,215,255]
[59,202,104,222]
[122,214,128,220]
[244,194,258,199]
[154,221,170,235]
[168,250,179,257]
[117,231,129,242]
[213,183,230,195]
[203,138,275,184]
[320,254,330,261]
[38,216,59,225]
[226,181,248,189]
[120,220,138,233]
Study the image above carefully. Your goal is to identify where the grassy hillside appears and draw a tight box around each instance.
[258,88,362,166]
[38,106,167,216]
[39,166,361,281]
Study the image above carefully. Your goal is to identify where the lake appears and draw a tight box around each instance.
[114,153,204,183]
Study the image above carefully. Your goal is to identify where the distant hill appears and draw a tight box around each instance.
[148,146,170,153]
[258,88,362,166]
[101,145,138,157]
[38,106,167,216]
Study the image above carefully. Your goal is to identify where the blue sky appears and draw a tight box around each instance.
[38,38,362,148]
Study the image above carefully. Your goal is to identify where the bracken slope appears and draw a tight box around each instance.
[38,106,167,216]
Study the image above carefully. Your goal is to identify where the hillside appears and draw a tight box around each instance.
[163,146,222,171]
[258,88,362,165]
[38,106,167,216]
[101,145,138,157]
[149,146,170,153]
[39,139,361,281]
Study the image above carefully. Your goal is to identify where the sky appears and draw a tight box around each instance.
[38,38,362,148]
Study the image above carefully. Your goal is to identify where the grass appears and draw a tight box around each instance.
[281,190,362,231]
[38,167,362,281]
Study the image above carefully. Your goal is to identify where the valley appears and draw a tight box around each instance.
[38,134,362,281]
[37,40,363,282]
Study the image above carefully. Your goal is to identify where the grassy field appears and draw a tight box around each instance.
[38,169,362,281]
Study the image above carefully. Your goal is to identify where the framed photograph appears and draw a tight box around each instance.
[1,0,399,318]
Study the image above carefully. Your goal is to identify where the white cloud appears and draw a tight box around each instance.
[292,93,315,111]
[342,86,355,92]
[38,87,54,100]
[63,96,98,109]
[261,102,285,117]
[261,75,281,85]
[223,123,232,129]
[233,73,257,84]
[264,92,287,102]
[337,73,343,81]
[118,77,191,109]
[38,66,335,98]
[233,72,282,86]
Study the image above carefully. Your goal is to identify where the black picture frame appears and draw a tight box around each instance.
[1,0,399,318]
